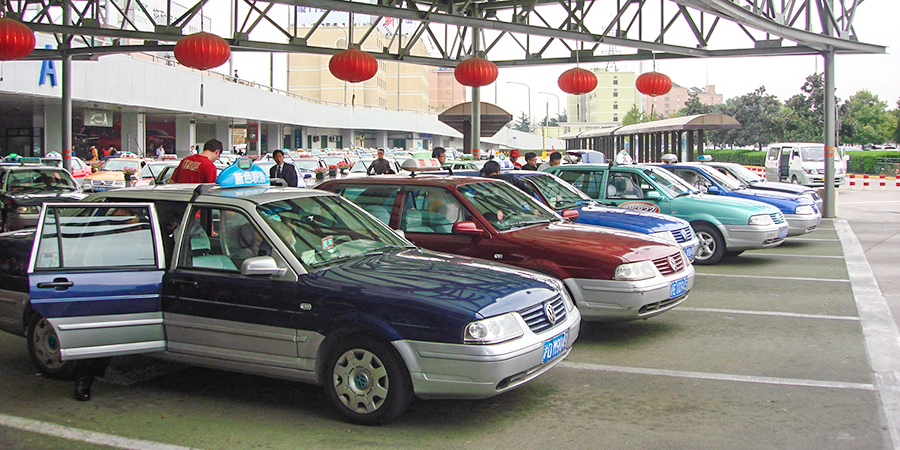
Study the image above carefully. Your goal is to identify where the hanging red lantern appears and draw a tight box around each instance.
[454,57,498,87]
[174,32,231,70]
[0,17,36,61]
[636,71,672,97]
[558,67,597,95]
[329,47,378,83]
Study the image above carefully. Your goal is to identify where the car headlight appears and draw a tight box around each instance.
[748,214,774,226]
[464,313,524,345]
[803,168,817,174]
[795,205,815,215]
[614,260,657,281]
[649,231,677,244]
[14,205,40,214]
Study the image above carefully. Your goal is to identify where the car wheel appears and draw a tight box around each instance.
[692,223,725,265]
[27,314,77,379]
[324,336,413,425]
[791,176,800,185]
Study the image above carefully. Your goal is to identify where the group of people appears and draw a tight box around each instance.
[87,145,119,161]
[479,150,563,178]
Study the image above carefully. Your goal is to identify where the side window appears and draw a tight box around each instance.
[178,207,272,272]
[400,187,470,234]
[336,185,399,225]
[34,205,158,269]
[767,147,780,161]
[607,172,645,199]
[557,171,588,195]
[0,169,7,190]
[671,169,707,190]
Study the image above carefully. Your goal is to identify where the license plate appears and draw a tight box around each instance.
[670,277,690,298]
[542,330,568,363]
[94,186,109,192]
[683,245,695,259]
[778,226,788,239]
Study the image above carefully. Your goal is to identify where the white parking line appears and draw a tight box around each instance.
[559,362,876,391]
[835,219,900,449]
[0,413,197,450]
[695,273,850,283]
[787,238,842,242]
[676,307,859,321]
[741,253,845,259]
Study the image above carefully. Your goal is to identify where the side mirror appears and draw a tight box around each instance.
[452,221,484,235]
[706,186,721,195]
[394,229,406,239]
[646,191,662,200]
[792,155,801,162]
[241,256,286,277]
[842,154,850,162]
[560,209,579,221]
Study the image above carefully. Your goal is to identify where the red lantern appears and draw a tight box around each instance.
[558,67,597,95]
[454,57,498,87]
[329,47,378,83]
[174,32,231,70]
[0,18,36,61]
[636,71,672,97]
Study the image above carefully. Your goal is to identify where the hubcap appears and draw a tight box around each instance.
[332,349,389,414]
[696,231,715,260]
[32,318,64,370]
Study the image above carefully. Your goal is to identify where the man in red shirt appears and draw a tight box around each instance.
[171,139,222,183]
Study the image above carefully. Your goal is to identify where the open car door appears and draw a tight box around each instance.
[28,203,166,361]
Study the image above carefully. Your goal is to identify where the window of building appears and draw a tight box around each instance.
[613,91,618,98]
[613,116,618,122]
[613,103,618,110]
[613,79,618,85]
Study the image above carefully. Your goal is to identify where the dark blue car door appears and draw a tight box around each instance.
[28,203,166,361]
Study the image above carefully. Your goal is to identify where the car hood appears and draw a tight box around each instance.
[85,171,125,181]
[723,187,813,212]
[679,192,782,215]
[748,180,817,197]
[574,203,690,234]
[4,190,86,205]
[507,221,679,265]
[301,247,561,320]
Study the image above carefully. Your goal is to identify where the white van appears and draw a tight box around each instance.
[765,142,847,187]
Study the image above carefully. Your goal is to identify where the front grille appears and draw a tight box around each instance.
[653,252,685,276]
[817,169,826,175]
[638,292,688,316]
[672,226,694,243]
[769,212,786,224]
[763,236,786,245]
[519,296,567,334]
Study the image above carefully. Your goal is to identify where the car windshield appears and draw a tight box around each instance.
[525,173,593,210]
[716,164,763,184]
[101,159,141,172]
[799,146,827,162]
[6,169,77,191]
[699,166,743,190]
[456,181,560,231]
[289,159,323,171]
[321,157,345,166]
[138,162,175,178]
[257,195,410,268]
[41,159,63,168]
[642,167,697,196]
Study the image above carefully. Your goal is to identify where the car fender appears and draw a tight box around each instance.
[313,312,405,385]
[516,257,570,282]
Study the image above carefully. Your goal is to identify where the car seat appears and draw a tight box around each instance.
[606,184,618,198]
[402,210,434,233]
[189,225,238,270]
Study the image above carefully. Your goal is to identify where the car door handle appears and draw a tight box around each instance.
[36,279,74,291]
[171,279,198,287]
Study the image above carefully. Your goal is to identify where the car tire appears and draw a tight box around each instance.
[791,176,800,185]
[26,314,78,379]
[692,222,725,265]
[324,336,413,425]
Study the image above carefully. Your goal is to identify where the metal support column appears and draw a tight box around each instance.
[823,47,836,218]
[61,2,73,171]
[686,131,695,161]
[698,130,705,157]
[470,28,482,154]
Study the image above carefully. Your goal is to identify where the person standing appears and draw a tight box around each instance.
[432,147,447,165]
[509,149,523,169]
[170,139,222,183]
[367,148,395,175]
[269,150,298,187]
[156,143,165,160]
[89,146,99,161]
[538,151,563,171]
[521,152,539,171]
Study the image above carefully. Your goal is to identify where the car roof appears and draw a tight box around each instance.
[89,184,334,205]
[322,174,502,187]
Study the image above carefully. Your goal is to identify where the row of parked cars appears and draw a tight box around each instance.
[0,150,821,425]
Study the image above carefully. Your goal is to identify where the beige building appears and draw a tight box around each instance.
[566,68,639,124]
[643,84,723,118]
[287,26,432,112]
[429,67,467,112]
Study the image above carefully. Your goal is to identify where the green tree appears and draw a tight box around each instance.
[622,105,643,126]
[891,98,900,144]
[841,90,895,145]
[512,112,532,132]
[673,92,712,118]
[708,86,782,149]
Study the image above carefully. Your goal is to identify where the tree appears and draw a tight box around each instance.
[708,86,781,149]
[673,92,712,117]
[622,105,643,126]
[841,90,896,145]
[893,99,900,144]
[512,112,532,132]
[776,73,829,143]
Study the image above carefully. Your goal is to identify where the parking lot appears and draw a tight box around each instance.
[1,189,899,450]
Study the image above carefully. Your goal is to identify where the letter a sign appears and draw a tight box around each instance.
[39,44,58,87]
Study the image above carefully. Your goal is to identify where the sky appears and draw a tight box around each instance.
[226,1,899,122]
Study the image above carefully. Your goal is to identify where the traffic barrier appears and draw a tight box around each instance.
[880,175,886,188]
[849,174,856,188]
[863,174,869,188]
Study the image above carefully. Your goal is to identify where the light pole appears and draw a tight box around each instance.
[539,92,560,124]
[507,81,531,131]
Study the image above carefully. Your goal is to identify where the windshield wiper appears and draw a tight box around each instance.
[506,219,553,228]
[675,191,694,198]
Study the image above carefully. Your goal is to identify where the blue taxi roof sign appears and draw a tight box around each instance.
[216,157,270,187]
[697,154,714,161]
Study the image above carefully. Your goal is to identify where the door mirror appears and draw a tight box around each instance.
[452,221,484,235]
[842,154,850,162]
[792,155,801,163]
[394,229,405,239]
[560,209,579,221]
[646,191,662,200]
[705,186,721,195]
[241,256,286,277]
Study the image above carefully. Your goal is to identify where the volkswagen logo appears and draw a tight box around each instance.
[668,255,678,271]
[544,302,557,325]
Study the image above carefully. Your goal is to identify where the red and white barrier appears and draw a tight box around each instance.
[880,175,886,189]
[849,174,856,187]
[863,174,870,188]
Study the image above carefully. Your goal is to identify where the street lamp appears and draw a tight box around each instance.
[507,81,531,131]
[539,92,560,125]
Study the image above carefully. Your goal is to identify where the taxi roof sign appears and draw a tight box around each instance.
[216,157,270,187]
[400,158,443,173]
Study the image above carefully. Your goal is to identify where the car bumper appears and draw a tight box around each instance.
[679,237,701,262]
[393,306,581,400]
[784,213,822,236]
[563,264,695,321]
[801,174,844,186]
[721,223,788,251]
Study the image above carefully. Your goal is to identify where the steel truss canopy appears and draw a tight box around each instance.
[4,0,885,64]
